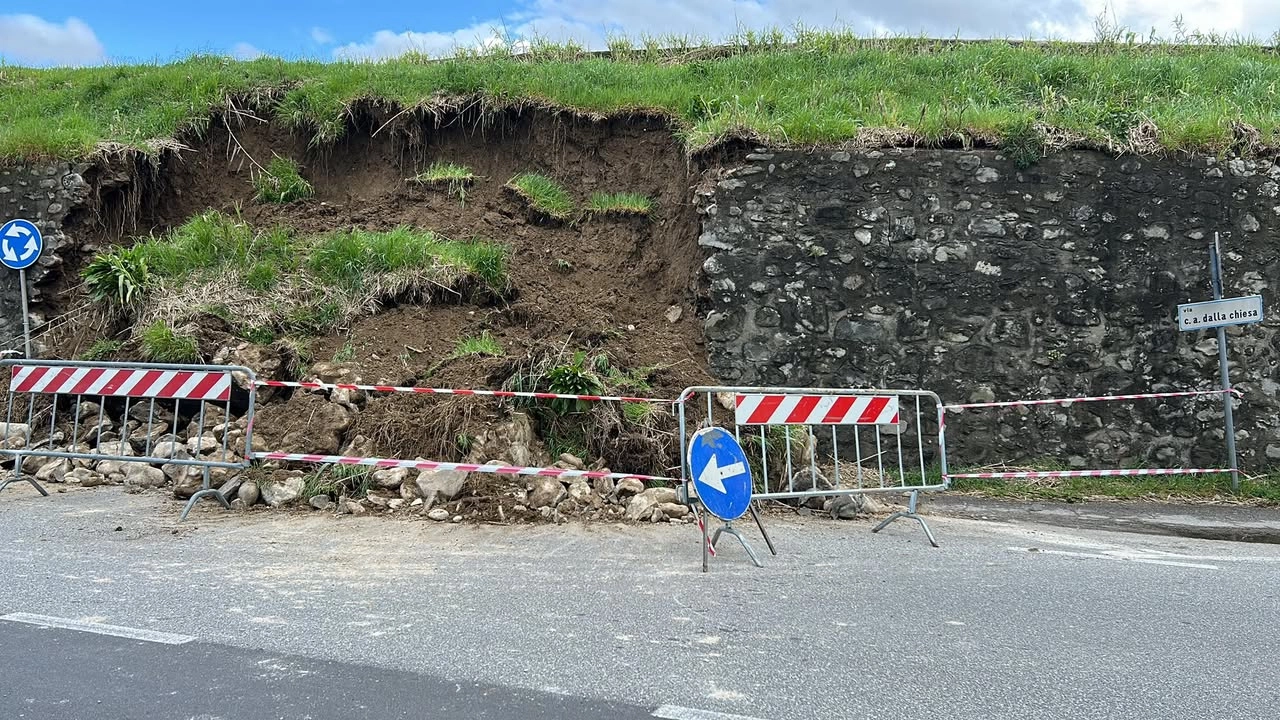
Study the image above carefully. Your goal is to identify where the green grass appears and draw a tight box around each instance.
[253,156,314,203]
[506,173,575,220]
[586,192,653,216]
[951,472,1280,504]
[410,162,476,202]
[454,331,503,358]
[139,321,200,363]
[79,338,124,361]
[82,212,509,342]
[332,340,356,363]
[3,32,1280,160]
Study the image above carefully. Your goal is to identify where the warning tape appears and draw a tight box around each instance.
[252,451,678,483]
[947,467,1231,480]
[256,379,674,404]
[944,388,1239,411]
[692,503,717,557]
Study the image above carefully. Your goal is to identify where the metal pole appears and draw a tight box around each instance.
[1210,234,1240,493]
[18,269,31,359]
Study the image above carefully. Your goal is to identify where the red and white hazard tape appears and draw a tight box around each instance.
[10,365,232,401]
[256,379,673,404]
[252,451,677,483]
[947,467,1231,480]
[944,388,1240,411]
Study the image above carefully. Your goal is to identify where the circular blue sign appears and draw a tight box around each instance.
[0,219,43,271]
[688,426,753,521]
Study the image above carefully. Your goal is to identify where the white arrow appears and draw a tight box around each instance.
[698,454,746,494]
[18,236,37,261]
[1,240,16,263]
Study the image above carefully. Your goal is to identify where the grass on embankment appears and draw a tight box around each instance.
[950,473,1280,505]
[3,32,1280,159]
[82,210,509,348]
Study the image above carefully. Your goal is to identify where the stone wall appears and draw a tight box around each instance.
[697,148,1280,470]
[0,163,89,355]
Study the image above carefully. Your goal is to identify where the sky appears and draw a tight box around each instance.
[1,1,1278,66]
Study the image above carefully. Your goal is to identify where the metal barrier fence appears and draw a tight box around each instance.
[677,386,949,550]
[0,359,256,520]
[943,388,1240,486]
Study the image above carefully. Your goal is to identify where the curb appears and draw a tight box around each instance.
[925,495,1280,545]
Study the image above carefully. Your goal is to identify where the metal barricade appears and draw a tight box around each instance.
[0,359,256,520]
[677,386,949,548]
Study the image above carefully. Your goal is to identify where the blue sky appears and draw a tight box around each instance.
[2,1,1277,66]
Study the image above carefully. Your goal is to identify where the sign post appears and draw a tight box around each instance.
[687,426,775,571]
[1175,233,1258,492]
[0,219,43,359]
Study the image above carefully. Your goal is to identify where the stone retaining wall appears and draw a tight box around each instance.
[697,148,1280,470]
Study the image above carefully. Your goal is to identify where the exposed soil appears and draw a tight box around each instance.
[48,105,718,475]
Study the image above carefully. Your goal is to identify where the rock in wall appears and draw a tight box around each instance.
[697,148,1280,470]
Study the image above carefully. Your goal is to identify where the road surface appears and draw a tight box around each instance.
[1,485,1278,719]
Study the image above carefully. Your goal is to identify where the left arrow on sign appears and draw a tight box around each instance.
[698,454,746,494]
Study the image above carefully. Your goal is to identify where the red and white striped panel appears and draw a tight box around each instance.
[734,393,899,426]
[9,365,232,401]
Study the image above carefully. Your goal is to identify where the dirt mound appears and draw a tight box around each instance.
[51,106,715,474]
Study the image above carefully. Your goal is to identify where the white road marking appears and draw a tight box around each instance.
[0,613,196,645]
[1009,547,1221,570]
[653,706,768,720]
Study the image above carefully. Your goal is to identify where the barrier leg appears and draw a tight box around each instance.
[749,503,778,556]
[179,467,230,522]
[871,490,939,548]
[0,456,47,497]
[711,520,763,568]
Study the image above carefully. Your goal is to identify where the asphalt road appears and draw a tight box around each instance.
[1,486,1279,720]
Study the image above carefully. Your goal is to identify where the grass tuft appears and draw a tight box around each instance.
[586,192,653,216]
[453,331,503,358]
[507,173,575,220]
[79,338,124,361]
[254,156,314,204]
[140,321,200,363]
[410,162,476,203]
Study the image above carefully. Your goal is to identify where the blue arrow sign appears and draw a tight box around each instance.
[688,426,753,521]
[0,219,43,271]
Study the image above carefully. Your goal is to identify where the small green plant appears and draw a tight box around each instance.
[453,331,503,358]
[79,338,124,361]
[82,246,151,305]
[410,162,476,203]
[140,321,199,363]
[332,340,356,363]
[554,259,574,272]
[586,192,653,216]
[242,326,276,344]
[243,261,279,291]
[253,156,313,204]
[545,351,607,415]
[507,173,574,221]
[622,401,656,425]
[456,433,474,455]
[1002,117,1046,169]
[302,463,375,500]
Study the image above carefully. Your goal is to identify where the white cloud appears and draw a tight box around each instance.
[333,0,1280,61]
[333,22,516,60]
[311,27,334,45]
[230,42,265,60]
[0,14,104,66]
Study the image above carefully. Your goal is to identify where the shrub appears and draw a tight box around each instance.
[254,156,313,204]
[82,246,151,305]
[507,173,574,220]
[545,351,606,415]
